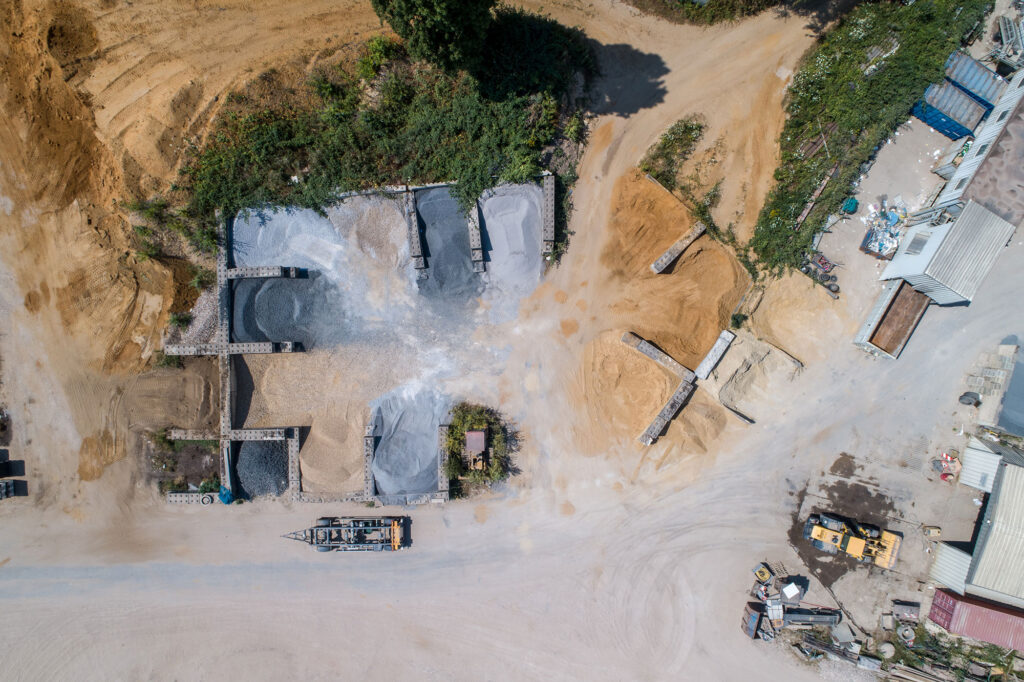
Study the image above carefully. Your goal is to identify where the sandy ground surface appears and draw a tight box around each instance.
[2,0,1011,679]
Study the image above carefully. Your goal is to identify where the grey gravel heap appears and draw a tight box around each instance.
[235,440,288,498]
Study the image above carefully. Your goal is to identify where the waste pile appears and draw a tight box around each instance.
[859,197,909,259]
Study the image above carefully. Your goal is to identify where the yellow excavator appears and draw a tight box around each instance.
[803,513,901,569]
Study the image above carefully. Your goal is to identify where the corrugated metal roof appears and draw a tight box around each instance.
[924,81,988,131]
[967,463,1024,608]
[924,201,1015,301]
[929,588,1024,650]
[961,436,1004,492]
[937,69,1024,207]
[931,543,973,594]
[946,52,1007,106]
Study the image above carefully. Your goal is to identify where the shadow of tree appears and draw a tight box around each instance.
[587,42,670,117]
[772,0,865,34]
[471,8,669,117]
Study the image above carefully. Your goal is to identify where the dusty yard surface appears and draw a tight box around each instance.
[1,0,1015,679]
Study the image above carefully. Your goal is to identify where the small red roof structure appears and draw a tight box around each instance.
[465,430,486,455]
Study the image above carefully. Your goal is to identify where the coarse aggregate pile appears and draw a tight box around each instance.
[370,387,449,495]
[234,440,288,498]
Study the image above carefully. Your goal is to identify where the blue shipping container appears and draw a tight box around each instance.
[912,81,988,140]
[945,52,1006,111]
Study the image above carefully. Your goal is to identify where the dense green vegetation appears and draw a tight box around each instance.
[370,0,494,72]
[443,402,516,492]
[172,8,594,235]
[750,0,989,269]
[639,116,705,192]
[624,0,781,26]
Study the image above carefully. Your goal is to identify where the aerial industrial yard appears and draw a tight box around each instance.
[3,0,1024,679]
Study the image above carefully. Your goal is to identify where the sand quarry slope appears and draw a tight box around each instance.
[0,0,828,678]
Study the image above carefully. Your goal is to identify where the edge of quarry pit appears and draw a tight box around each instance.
[0,1,1015,680]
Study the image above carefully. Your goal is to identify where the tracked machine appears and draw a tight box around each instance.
[285,516,407,552]
[802,512,901,569]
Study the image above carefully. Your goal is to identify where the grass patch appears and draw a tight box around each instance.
[169,312,192,329]
[154,351,183,369]
[639,116,704,192]
[172,9,594,227]
[750,0,989,270]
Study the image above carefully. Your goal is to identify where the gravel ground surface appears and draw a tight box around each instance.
[234,440,287,498]
[164,287,218,346]
[370,385,448,495]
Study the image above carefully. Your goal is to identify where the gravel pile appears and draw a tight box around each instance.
[415,187,482,303]
[231,274,346,348]
[234,440,288,498]
[370,386,448,495]
[479,183,544,322]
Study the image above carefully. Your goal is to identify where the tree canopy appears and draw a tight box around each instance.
[370,0,496,72]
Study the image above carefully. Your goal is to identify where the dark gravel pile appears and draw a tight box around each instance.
[415,187,482,303]
[231,274,345,349]
[234,440,288,498]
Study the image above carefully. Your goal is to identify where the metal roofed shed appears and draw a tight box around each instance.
[961,437,1010,493]
[929,588,1024,651]
[945,52,1007,111]
[465,430,486,455]
[880,201,1015,305]
[930,543,973,595]
[913,81,989,140]
[963,463,1024,609]
[936,69,1024,213]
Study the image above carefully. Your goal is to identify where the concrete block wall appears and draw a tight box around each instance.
[650,222,707,274]
[542,174,555,254]
[405,191,427,269]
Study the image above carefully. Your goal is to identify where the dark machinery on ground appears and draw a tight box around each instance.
[285,516,407,552]
[802,512,901,569]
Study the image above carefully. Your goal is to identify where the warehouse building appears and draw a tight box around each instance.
[878,201,1015,305]
[934,68,1024,215]
[930,444,1024,609]
[853,201,1014,358]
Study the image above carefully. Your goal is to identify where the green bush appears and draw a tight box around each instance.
[356,35,403,80]
[750,0,990,270]
[370,0,495,73]
[198,475,220,494]
[639,117,704,192]
[189,266,215,290]
[177,15,594,219]
[169,312,192,329]
[730,313,747,329]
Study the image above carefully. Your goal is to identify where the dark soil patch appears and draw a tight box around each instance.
[46,7,98,67]
[788,476,900,589]
[829,452,859,478]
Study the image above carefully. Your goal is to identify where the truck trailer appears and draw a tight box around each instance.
[285,516,407,552]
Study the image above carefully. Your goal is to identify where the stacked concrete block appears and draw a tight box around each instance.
[695,330,736,380]
[621,332,695,382]
[639,380,696,445]
[542,174,555,254]
[405,191,427,269]
[650,222,707,274]
[467,202,486,273]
